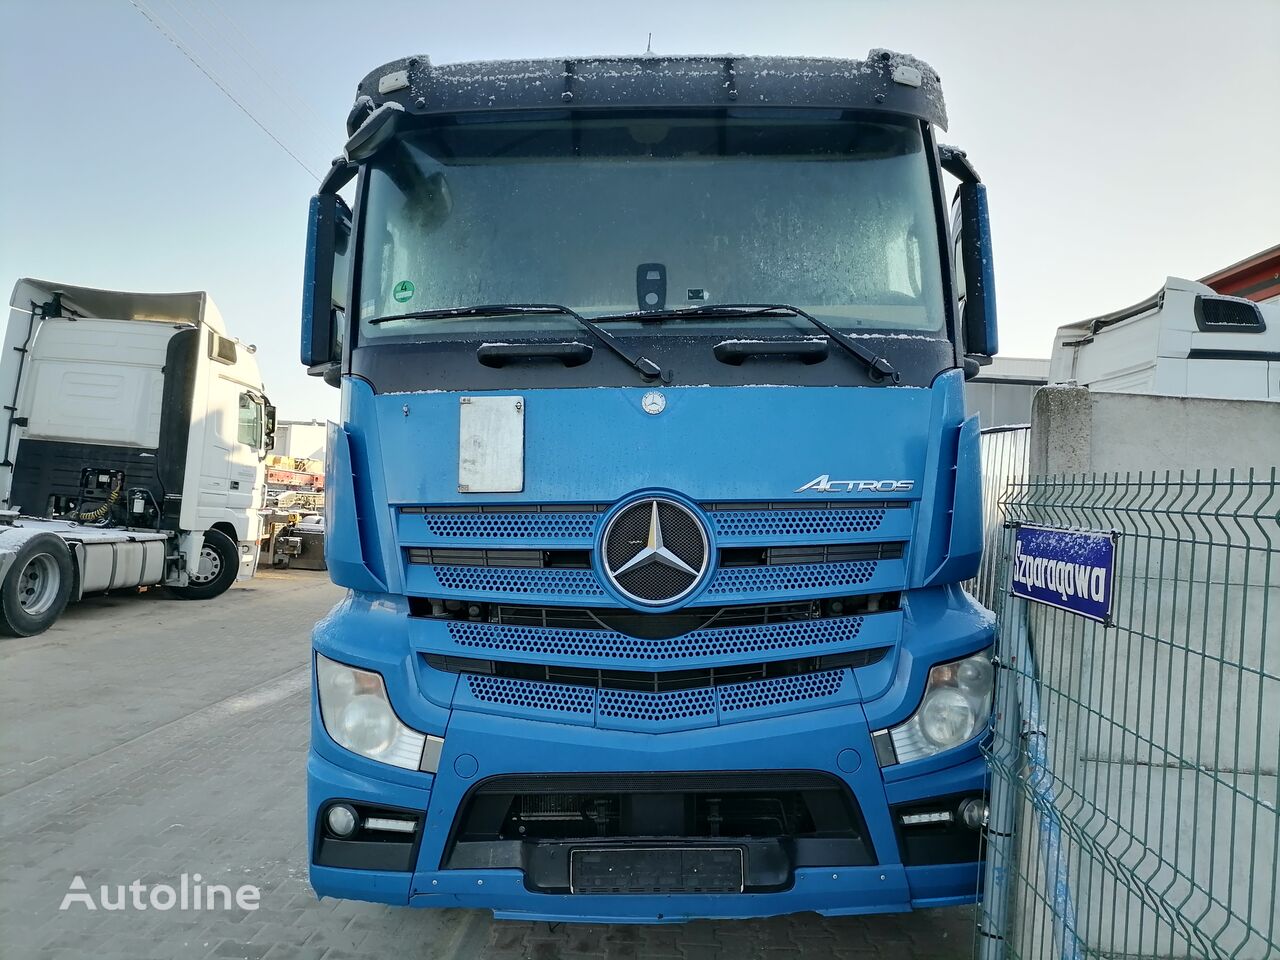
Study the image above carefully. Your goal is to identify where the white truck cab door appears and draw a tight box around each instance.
[195,368,267,577]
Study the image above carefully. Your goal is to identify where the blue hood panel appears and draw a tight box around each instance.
[328,372,976,597]
[359,381,950,506]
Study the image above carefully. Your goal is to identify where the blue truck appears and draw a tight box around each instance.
[300,50,999,922]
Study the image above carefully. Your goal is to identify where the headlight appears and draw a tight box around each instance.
[315,653,441,771]
[885,647,994,763]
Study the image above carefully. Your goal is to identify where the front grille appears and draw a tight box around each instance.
[409,594,898,636]
[401,500,911,605]
[414,559,893,602]
[407,543,902,569]
[402,504,604,540]
[443,771,876,889]
[432,566,604,597]
[465,675,595,715]
[466,771,845,793]
[453,771,860,839]
[718,671,845,712]
[406,547,591,568]
[402,500,910,544]
[708,560,879,594]
[599,687,717,722]
[459,666,854,725]
[704,500,906,538]
[439,614,868,662]
[425,646,888,692]
[721,542,904,566]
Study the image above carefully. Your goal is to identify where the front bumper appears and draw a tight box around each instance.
[307,584,992,921]
[308,704,987,921]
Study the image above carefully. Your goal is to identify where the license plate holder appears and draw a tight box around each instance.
[569,846,745,894]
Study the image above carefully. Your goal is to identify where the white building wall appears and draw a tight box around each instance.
[965,356,1050,428]
[273,420,327,462]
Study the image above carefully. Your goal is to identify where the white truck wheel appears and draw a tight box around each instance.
[169,529,240,601]
[0,534,74,637]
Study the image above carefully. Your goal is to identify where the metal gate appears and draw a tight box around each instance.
[974,427,1279,959]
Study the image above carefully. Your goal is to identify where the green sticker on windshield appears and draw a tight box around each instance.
[392,280,415,303]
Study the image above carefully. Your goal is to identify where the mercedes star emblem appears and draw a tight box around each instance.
[601,497,710,606]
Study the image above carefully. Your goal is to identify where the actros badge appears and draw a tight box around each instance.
[796,475,915,494]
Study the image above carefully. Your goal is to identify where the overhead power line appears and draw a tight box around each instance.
[147,0,329,155]
[200,0,329,129]
[127,0,324,181]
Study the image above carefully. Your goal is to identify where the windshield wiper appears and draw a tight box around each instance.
[595,303,900,383]
[368,304,668,382]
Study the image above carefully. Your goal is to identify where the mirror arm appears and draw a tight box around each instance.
[319,157,357,195]
[939,144,981,184]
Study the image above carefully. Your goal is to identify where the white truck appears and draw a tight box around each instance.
[1050,276,1280,400]
[0,278,275,636]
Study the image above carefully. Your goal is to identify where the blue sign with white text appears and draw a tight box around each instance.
[1010,524,1116,623]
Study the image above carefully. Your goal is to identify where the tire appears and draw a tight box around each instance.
[169,529,240,601]
[0,533,74,637]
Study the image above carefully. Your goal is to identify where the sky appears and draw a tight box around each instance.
[2,0,1277,420]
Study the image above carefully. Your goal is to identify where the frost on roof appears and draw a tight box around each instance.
[356,49,948,130]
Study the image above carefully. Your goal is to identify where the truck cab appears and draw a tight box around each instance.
[0,279,274,635]
[1050,276,1280,399]
[302,51,1000,920]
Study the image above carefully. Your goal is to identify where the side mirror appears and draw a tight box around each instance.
[264,403,277,452]
[301,193,352,377]
[344,103,401,163]
[958,182,998,360]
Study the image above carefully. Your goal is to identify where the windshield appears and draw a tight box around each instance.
[357,114,946,341]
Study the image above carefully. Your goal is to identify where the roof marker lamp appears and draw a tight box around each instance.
[316,653,439,771]
[887,647,994,763]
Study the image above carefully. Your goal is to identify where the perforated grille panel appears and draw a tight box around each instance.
[409,505,898,541]
[417,510,599,540]
[710,508,887,538]
[446,617,863,662]
[460,667,850,724]
[707,561,878,595]
[718,671,846,713]
[598,687,717,722]
[430,562,883,601]
[466,675,594,714]
[434,566,603,597]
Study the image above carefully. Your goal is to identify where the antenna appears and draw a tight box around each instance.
[646,32,653,55]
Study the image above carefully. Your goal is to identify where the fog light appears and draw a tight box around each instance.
[959,797,988,830]
[326,803,358,838]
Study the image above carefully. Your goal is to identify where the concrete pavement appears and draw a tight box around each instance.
[0,570,975,959]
